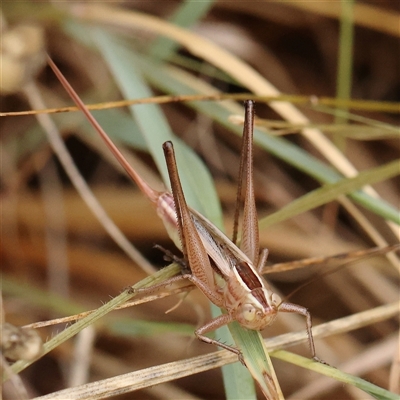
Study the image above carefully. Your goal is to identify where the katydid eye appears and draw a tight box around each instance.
[271,293,281,307]
[242,304,256,321]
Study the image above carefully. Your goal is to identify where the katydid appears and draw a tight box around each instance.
[48,57,320,363]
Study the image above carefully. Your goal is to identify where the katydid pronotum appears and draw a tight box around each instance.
[48,57,321,364]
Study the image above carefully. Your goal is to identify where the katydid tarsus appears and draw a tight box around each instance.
[48,57,321,363]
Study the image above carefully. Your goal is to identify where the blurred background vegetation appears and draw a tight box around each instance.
[1,1,399,399]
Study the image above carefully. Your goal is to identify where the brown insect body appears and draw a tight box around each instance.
[49,57,318,361]
[161,111,317,359]
[189,210,281,331]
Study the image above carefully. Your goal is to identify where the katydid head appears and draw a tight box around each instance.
[233,289,282,330]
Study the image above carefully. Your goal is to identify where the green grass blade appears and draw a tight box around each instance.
[273,351,398,400]
[6,263,182,378]
[2,275,84,316]
[91,28,222,225]
[149,0,215,60]
[135,56,399,225]
[260,159,400,229]
[108,319,194,337]
[336,0,354,126]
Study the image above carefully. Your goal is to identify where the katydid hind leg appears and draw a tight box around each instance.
[162,142,224,306]
[232,100,260,265]
[257,248,270,274]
